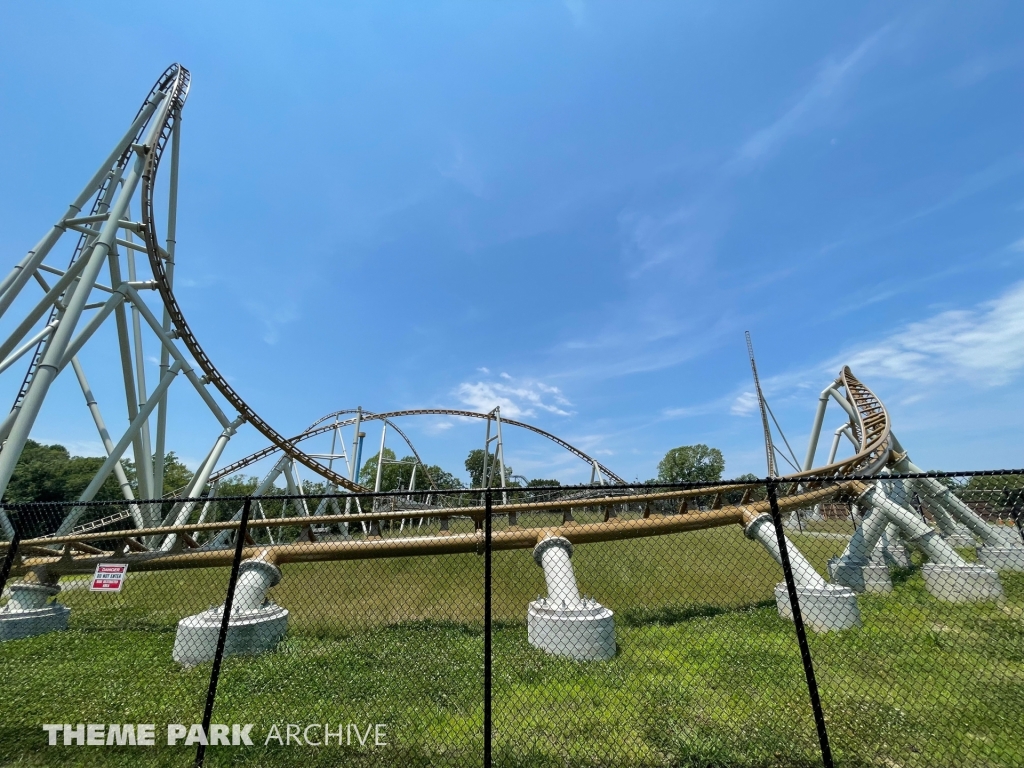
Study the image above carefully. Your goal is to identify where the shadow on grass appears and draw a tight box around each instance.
[889,564,919,587]
[619,599,775,628]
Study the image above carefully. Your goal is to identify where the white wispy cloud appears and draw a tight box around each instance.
[730,391,759,416]
[456,374,573,418]
[731,24,892,168]
[618,203,714,276]
[837,281,1024,386]
[423,419,456,435]
[949,49,1022,88]
[246,302,298,345]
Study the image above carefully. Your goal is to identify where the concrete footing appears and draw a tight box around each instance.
[921,563,1004,603]
[977,545,1024,572]
[773,583,862,632]
[172,559,288,666]
[527,597,616,661]
[944,529,977,549]
[0,582,70,641]
[527,536,616,661]
[877,543,912,569]
[828,558,893,594]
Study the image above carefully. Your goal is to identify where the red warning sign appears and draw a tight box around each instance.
[90,563,128,592]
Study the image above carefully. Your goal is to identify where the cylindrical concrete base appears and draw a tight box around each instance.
[527,598,615,661]
[0,583,70,641]
[977,546,1024,572]
[172,603,289,666]
[773,583,862,632]
[828,559,893,594]
[921,563,1004,603]
[173,558,288,666]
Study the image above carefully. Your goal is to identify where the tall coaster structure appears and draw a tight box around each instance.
[0,64,363,545]
[1,65,1022,659]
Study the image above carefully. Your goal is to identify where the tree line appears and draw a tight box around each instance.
[27,439,1012,506]
[2,439,737,504]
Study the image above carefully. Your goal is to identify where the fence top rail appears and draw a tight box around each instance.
[7,482,851,576]
[13,482,770,548]
[7,467,1024,549]
[4,467,1022,513]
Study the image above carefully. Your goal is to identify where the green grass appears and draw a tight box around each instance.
[2,526,1023,767]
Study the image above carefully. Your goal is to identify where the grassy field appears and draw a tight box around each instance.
[1,523,1022,767]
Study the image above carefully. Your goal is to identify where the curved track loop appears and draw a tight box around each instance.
[210,408,625,485]
[787,365,891,480]
[132,65,875,496]
[138,64,365,493]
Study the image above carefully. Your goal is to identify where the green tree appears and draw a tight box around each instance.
[419,464,464,491]
[465,449,512,488]
[360,448,418,491]
[725,472,761,503]
[215,473,261,497]
[657,444,725,484]
[4,441,203,504]
[122,451,195,498]
[352,449,465,493]
[4,440,122,503]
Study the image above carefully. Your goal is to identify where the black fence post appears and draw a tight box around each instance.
[484,488,493,768]
[1007,490,1024,546]
[195,497,252,768]
[0,526,22,596]
[766,480,834,768]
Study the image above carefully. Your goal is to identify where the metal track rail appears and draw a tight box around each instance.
[786,366,891,480]
[210,409,625,484]
[137,64,366,493]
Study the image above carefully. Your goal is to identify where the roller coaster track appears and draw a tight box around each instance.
[5,70,177,422]
[787,366,891,480]
[210,408,626,485]
[0,63,891,551]
[137,64,366,494]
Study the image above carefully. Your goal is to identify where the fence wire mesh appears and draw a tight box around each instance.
[0,471,1022,767]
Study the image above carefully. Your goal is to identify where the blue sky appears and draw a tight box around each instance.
[1,2,1022,486]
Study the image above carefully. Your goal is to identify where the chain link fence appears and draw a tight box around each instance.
[1,470,1022,767]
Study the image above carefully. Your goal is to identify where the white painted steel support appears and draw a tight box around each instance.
[0,578,71,642]
[827,498,893,593]
[745,513,862,631]
[527,536,615,660]
[803,380,843,470]
[206,456,290,548]
[160,414,245,549]
[0,92,173,504]
[126,243,155,501]
[53,360,184,534]
[122,286,231,428]
[0,93,163,316]
[888,435,1024,570]
[70,357,147,528]
[173,556,288,665]
[153,117,180,503]
[857,482,1004,602]
[494,409,508,505]
[0,322,57,376]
